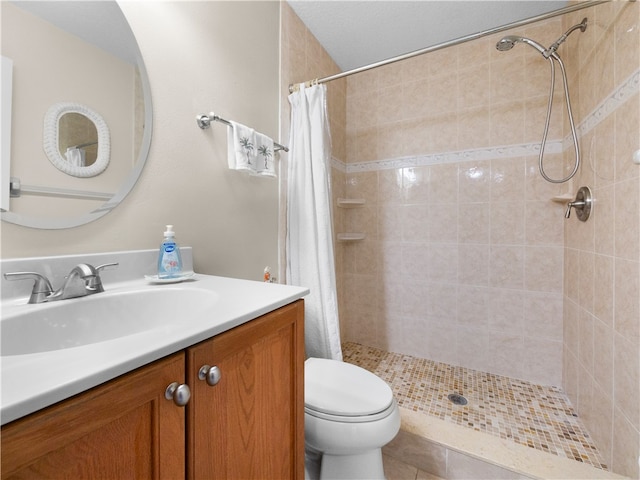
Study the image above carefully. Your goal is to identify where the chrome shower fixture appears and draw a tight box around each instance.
[495,18,587,59]
[545,18,588,58]
[495,35,546,55]
[495,18,588,184]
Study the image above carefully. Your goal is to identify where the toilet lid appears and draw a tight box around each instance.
[305,358,394,417]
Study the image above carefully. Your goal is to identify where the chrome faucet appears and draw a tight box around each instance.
[4,262,118,304]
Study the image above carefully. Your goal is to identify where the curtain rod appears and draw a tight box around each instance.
[288,0,608,93]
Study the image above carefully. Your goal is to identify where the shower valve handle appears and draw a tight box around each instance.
[565,200,585,218]
[564,186,592,222]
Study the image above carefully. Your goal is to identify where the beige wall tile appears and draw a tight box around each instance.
[489,288,524,336]
[490,101,526,146]
[490,246,525,289]
[522,337,563,386]
[614,178,640,261]
[428,203,458,243]
[403,166,431,204]
[490,157,526,202]
[614,257,640,344]
[612,406,640,478]
[523,291,563,339]
[458,244,490,287]
[579,310,595,372]
[457,285,490,327]
[458,161,491,201]
[614,2,640,84]
[594,184,615,255]
[614,332,640,429]
[430,164,459,203]
[593,115,616,187]
[525,200,564,245]
[590,382,614,468]
[593,253,614,327]
[458,107,491,149]
[491,201,525,245]
[284,7,640,473]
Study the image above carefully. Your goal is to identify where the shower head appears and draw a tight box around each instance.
[496,36,518,51]
[496,35,547,55]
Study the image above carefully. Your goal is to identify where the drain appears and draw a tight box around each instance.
[447,393,468,406]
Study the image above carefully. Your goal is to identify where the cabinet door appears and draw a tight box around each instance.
[187,300,305,480]
[1,353,186,480]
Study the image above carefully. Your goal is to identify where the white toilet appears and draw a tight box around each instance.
[304,357,401,480]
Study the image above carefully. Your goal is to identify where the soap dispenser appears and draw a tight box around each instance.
[157,225,183,279]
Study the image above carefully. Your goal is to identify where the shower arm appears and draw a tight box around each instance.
[543,18,588,58]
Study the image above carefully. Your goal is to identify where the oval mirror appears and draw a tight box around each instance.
[1,1,152,229]
[44,102,110,178]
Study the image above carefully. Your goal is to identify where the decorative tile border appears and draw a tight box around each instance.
[334,68,639,174]
[345,141,563,173]
[566,68,640,150]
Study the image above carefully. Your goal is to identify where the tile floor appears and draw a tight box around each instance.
[383,453,444,480]
[343,342,608,471]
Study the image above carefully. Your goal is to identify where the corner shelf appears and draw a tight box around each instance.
[337,198,365,208]
[551,193,573,203]
[337,233,366,242]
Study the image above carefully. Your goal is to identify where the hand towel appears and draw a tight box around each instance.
[227,120,256,173]
[255,132,276,178]
[65,147,85,167]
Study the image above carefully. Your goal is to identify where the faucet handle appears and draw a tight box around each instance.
[87,262,119,293]
[3,272,54,304]
[96,262,119,273]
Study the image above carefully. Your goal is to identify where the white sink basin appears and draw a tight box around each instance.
[1,287,219,356]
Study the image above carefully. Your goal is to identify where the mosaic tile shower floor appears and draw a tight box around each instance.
[342,342,608,471]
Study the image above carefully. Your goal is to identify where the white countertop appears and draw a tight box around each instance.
[1,273,308,425]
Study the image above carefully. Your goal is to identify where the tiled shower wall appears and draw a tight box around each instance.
[341,18,570,386]
[562,3,639,477]
[281,3,640,477]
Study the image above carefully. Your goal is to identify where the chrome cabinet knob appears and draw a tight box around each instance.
[165,382,191,406]
[198,365,222,386]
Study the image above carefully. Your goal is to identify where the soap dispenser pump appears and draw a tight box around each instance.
[157,225,183,279]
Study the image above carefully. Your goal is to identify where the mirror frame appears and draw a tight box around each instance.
[1,5,153,230]
[43,102,110,178]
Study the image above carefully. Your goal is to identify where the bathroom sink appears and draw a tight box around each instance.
[1,287,219,356]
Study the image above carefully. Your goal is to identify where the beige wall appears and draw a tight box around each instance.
[1,1,281,282]
[562,3,640,476]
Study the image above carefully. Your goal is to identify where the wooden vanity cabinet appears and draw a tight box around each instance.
[1,352,186,479]
[187,299,305,479]
[1,300,305,480]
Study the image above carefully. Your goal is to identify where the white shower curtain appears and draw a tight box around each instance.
[286,84,342,361]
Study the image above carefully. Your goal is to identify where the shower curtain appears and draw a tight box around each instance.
[286,84,342,361]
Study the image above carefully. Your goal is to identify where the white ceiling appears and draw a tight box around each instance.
[287,1,568,72]
[10,1,138,64]
[14,1,570,73]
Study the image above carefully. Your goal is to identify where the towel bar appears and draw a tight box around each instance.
[196,112,289,152]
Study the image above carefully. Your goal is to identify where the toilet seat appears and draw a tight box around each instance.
[305,358,394,423]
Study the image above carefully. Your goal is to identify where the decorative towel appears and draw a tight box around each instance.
[65,147,85,167]
[255,132,276,177]
[227,120,257,173]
